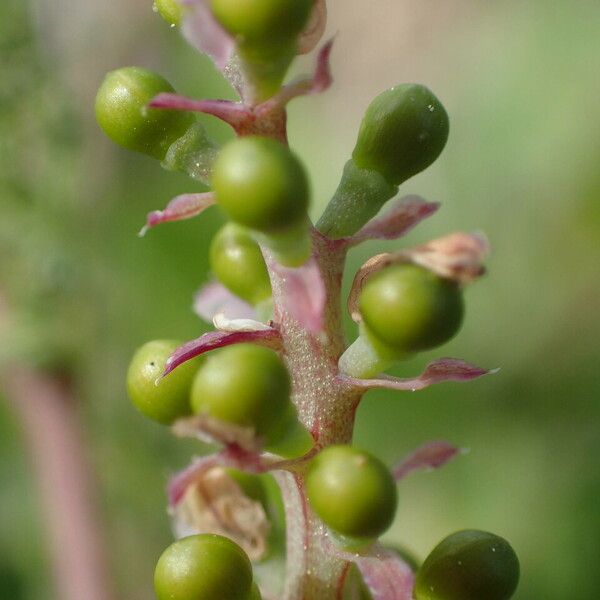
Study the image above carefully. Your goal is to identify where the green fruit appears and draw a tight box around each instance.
[352,84,449,185]
[305,446,397,540]
[414,530,520,600]
[126,340,198,424]
[210,223,271,305]
[154,534,253,600]
[249,582,263,600]
[190,344,291,445]
[95,66,194,159]
[210,0,312,48]
[154,0,183,26]
[359,264,463,355]
[212,137,310,233]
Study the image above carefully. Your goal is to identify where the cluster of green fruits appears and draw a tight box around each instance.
[97,0,520,599]
[154,529,519,600]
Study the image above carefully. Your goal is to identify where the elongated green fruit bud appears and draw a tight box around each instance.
[210,0,313,101]
[210,223,272,306]
[154,534,254,600]
[154,0,183,26]
[353,84,449,186]
[212,137,311,266]
[414,530,520,600]
[95,67,195,159]
[317,85,449,238]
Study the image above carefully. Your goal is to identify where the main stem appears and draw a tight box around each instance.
[267,232,365,600]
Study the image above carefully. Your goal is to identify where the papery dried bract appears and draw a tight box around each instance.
[194,281,256,323]
[140,192,215,235]
[393,440,461,481]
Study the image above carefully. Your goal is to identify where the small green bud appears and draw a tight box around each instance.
[414,530,520,600]
[352,84,449,186]
[359,264,463,356]
[190,344,292,446]
[210,223,271,306]
[154,534,254,600]
[305,445,397,540]
[212,136,310,233]
[210,0,312,49]
[95,66,195,159]
[154,0,183,26]
[126,340,198,424]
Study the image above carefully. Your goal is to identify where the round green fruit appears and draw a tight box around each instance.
[155,0,183,26]
[210,0,312,47]
[249,582,263,600]
[190,344,291,445]
[154,534,253,600]
[210,223,271,305]
[359,263,463,355]
[126,340,197,424]
[352,84,449,185]
[414,530,520,600]
[211,136,309,233]
[95,66,194,159]
[305,445,397,540]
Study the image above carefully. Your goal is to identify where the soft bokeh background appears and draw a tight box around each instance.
[1,0,599,598]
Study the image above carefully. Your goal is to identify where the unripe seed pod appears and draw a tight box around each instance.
[154,0,183,26]
[209,223,271,306]
[305,445,397,540]
[212,136,310,233]
[154,534,254,600]
[210,0,312,48]
[414,530,520,600]
[126,340,198,424]
[190,344,292,446]
[359,263,463,356]
[95,66,195,159]
[352,84,449,186]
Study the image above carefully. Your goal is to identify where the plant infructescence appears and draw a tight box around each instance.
[97,2,520,599]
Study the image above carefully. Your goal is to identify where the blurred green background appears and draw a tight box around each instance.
[1,0,599,598]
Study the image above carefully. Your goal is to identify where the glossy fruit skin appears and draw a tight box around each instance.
[305,445,398,539]
[127,340,198,424]
[209,223,271,305]
[190,344,291,445]
[414,530,520,600]
[95,67,194,159]
[154,534,253,600]
[359,263,463,356]
[210,0,312,48]
[352,84,449,185]
[155,0,183,26]
[211,137,309,233]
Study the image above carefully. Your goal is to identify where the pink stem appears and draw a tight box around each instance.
[3,366,116,600]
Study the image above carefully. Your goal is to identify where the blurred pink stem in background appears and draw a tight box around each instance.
[4,367,116,600]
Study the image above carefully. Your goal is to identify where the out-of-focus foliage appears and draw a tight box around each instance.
[0,1,598,599]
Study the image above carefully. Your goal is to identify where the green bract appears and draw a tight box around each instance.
[126,340,198,424]
[359,263,464,356]
[190,344,292,446]
[154,534,254,600]
[95,66,194,159]
[210,223,271,305]
[352,84,449,186]
[210,0,312,48]
[212,136,309,232]
[414,530,520,600]
[155,0,183,26]
[305,445,397,540]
